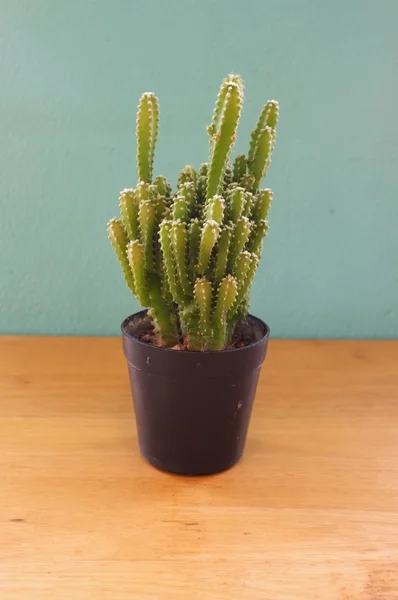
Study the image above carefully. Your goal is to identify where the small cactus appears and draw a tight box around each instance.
[108,74,279,350]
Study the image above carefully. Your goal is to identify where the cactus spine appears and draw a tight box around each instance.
[108,75,279,350]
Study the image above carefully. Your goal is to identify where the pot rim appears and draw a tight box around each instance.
[121,310,270,356]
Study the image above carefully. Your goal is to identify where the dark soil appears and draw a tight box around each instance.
[123,312,266,351]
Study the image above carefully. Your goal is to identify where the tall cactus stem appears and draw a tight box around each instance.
[136,92,159,183]
[206,76,243,199]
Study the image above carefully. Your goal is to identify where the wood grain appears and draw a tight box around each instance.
[1,336,398,599]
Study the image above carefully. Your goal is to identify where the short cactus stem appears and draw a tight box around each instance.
[197,220,220,275]
[194,277,213,345]
[211,275,238,350]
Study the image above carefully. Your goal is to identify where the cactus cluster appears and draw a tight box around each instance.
[108,75,279,350]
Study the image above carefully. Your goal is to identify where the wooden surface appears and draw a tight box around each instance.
[1,337,398,599]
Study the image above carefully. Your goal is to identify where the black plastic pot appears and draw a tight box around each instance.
[122,310,270,476]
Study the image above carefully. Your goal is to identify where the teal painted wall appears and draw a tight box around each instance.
[1,0,397,338]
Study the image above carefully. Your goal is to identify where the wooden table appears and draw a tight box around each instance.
[1,337,398,599]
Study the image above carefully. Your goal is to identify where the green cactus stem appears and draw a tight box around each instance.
[233,154,247,182]
[213,225,232,286]
[159,220,185,305]
[265,99,279,128]
[197,220,220,275]
[241,191,256,218]
[207,81,229,138]
[232,253,259,315]
[199,163,208,177]
[248,105,267,166]
[178,182,196,214]
[178,165,197,187]
[223,164,233,189]
[135,182,152,203]
[247,219,269,257]
[250,126,274,191]
[180,304,202,350]
[119,189,139,241]
[170,220,192,298]
[127,240,150,306]
[196,164,209,206]
[252,188,273,221]
[108,218,135,293]
[228,187,246,222]
[206,75,243,199]
[204,195,225,224]
[136,92,159,184]
[228,216,252,269]
[233,250,252,280]
[240,172,256,192]
[196,175,207,207]
[194,277,213,345]
[154,194,168,221]
[154,175,171,198]
[147,280,179,346]
[172,196,191,222]
[247,99,279,191]
[138,199,157,272]
[211,275,238,350]
[247,100,279,163]
[188,218,201,273]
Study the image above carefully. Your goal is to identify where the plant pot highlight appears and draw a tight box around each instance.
[122,310,270,476]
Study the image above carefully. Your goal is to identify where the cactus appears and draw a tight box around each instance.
[108,75,279,350]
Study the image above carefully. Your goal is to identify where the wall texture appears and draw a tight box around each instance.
[1,0,397,337]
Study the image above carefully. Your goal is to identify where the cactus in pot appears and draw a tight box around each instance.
[108,74,279,351]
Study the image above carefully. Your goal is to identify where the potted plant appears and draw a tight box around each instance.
[108,74,279,475]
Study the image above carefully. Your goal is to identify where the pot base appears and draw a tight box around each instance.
[141,450,243,477]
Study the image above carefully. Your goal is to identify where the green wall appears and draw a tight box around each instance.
[1,0,397,338]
